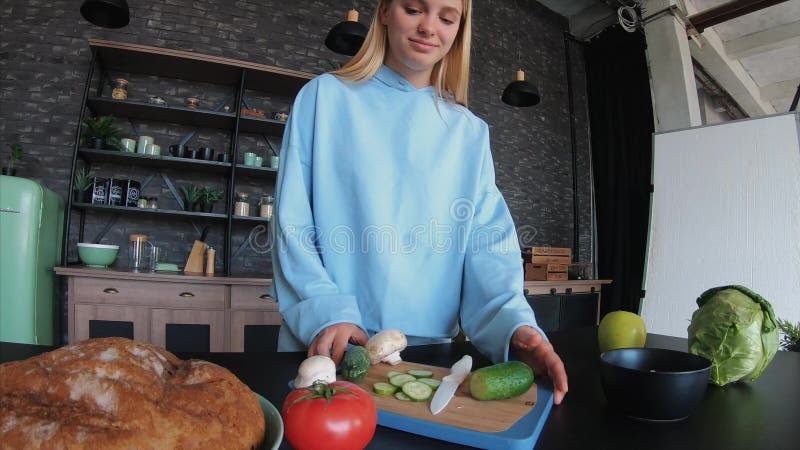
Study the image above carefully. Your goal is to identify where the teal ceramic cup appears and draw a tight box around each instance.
[254,156,263,167]
[119,138,136,152]
[243,152,256,166]
[270,156,280,169]
[137,136,153,153]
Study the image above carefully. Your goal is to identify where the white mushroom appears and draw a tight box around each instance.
[294,355,337,388]
[366,329,408,365]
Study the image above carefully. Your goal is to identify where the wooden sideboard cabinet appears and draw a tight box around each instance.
[56,267,278,352]
[523,279,612,333]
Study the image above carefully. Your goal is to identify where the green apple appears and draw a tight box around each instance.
[598,311,647,353]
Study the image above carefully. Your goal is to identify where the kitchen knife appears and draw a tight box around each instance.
[429,355,472,415]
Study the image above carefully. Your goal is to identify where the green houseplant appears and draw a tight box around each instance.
[82,116,122,150]
[180,184,202,211]
[199,186,224,213]
[73,166,93,203]
[2,143,23,176]
[777,318,800,352]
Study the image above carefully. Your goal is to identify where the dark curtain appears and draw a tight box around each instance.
[585,27,654,314]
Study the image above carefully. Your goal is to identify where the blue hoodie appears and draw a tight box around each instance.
[271,65,542,363]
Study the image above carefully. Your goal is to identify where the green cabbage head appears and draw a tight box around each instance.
[687,285,779,386]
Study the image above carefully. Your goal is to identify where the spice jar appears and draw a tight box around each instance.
[234,193,250,216]
[112,78,129,100]
[137,197,148,208]
[148,197,159,209]
[258,195,274,219]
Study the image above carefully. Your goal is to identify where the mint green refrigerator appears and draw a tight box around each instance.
[0,175,64,345]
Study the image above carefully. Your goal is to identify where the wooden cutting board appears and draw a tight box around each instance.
[352,361,537,433]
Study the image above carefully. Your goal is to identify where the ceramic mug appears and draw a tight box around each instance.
[243,152,256,166]
[137,136,153,153]
[169,144,187,157]
[254,156,263,167]
[145,143,161,155]
[198,147,214,161]
[119,138,136,152]
[270,156,280,169]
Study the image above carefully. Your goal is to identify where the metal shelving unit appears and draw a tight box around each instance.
[63,39,314,274]
[77,148,232,174]
[72,202,229,221]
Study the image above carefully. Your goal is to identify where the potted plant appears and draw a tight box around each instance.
[2,143,23,176]
[199,186,224,213]
[180,184,202,212]
[82,116,122,150]
[778,318,800,352]
[73,166,93,203]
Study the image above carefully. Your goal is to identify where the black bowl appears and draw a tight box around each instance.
[600,348,711,421]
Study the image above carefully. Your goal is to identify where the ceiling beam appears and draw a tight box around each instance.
[688,0,791,33]
[689,25,776,116]
[760,78,800,101]
[724,19,800,59]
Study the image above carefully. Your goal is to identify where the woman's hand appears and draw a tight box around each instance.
[511,326,569,405]
[309,323,369,365]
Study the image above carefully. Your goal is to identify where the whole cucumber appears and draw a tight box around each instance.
[469,361,534,401]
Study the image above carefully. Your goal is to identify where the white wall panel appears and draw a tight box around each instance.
[643,113,800,337]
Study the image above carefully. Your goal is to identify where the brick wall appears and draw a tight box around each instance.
[0,0,593,272]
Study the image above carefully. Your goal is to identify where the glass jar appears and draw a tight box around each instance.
[234,193,250,216]
[258,195,274,219]
[148,197,159,209]
[112,78,129,100]
[137,197,148,208]
[128,234,149,270]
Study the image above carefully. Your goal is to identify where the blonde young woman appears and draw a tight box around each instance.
[271,0,568,404]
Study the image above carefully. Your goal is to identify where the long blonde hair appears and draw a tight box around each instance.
[332,0,472,107]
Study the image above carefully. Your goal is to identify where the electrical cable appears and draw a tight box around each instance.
[618,5,639,32]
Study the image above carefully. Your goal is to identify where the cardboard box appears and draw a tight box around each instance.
[530,246,572,256]
[525,263,569,281]
[530,255,572,264]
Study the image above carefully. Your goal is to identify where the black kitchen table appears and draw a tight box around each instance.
[2,328,798,450]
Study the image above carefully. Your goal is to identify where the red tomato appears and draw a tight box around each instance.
[282,380,377,450]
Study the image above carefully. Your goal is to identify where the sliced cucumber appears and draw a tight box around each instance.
[418,378,442,390]
[394,391,412,401]
[389,373,417,387]
[387,371,403,379]
[401,381,433,402]
[373,382,398,396]
[407,369,434,378]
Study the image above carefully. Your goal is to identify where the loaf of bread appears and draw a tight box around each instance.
[0,337,265,449]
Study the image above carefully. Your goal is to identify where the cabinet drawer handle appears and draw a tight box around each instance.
[259,294,272,300]
[102,288,119,294]
[179,292,195,298]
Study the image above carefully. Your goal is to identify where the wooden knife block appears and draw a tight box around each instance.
[184,240,207,274]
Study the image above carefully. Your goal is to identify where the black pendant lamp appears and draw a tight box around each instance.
[502,69,541,107]
[325,9,368,56]
[80,0,130,29]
